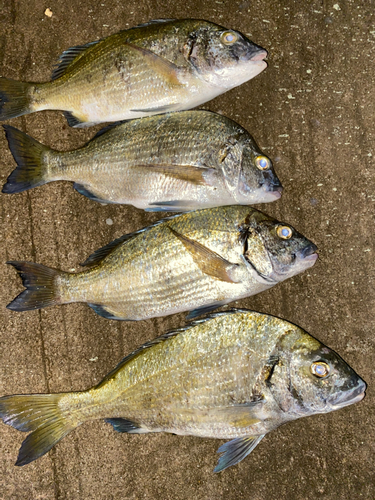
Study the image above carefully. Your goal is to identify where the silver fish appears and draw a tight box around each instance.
[7,206,317,320]
[0,310,366,470]
[0,19,267,127]
[2,111,282,210]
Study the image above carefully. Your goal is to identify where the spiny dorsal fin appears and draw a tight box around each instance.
[96,310,260,386]
[52,40,101,81]
[96,328,184,387]
[80,233,137,267]
[128,19,176,30]
[80,213,182,267]
[91,121,129,140]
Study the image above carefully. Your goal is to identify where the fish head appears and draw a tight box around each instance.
[233,144,283,204]
[282,334,366,416]
[185,26,268,88]
[241,213,318,284]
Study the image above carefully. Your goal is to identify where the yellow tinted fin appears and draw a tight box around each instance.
[0,393,77,466]
[168,227,241,283]
[134,164,214,186]
[125,42,183,85]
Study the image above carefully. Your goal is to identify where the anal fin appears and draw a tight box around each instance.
[186,301,229,320]
[73,183,112,204]
[88,303,131,321]
[105,418,147,434]
[63,111,85,127]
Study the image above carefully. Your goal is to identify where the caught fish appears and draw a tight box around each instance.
[7,206,317,320]
[0,19,267,127]
[1,111,282,210]
[0,310,366,470]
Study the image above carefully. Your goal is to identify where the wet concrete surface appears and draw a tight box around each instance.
[0,0,374,499]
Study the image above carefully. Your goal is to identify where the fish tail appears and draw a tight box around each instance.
[0,77,33,121]
[2,125,52,194]
[7,261,66,311]
[0,392,79,466]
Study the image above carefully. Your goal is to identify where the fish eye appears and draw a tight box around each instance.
[221,31,238,45]
[276,226,293,239]
[310,361,330,378]
[255,155,270,170]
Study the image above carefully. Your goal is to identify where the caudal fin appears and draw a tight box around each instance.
[0,393,77,465]
[7,261,64,311]
[0,77,32,121]
[2,125,51,193]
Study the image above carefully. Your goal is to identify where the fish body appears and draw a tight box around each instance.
[0,19,267,126]
[2,111,282,210]
[7,206,317,320]
[0,310,366,470]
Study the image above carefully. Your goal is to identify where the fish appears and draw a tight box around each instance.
[0,309,366,470]
[6,206,317,320]
[0,19,267,127]
[1,111,282,210]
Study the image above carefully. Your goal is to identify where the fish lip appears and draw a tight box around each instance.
[296,243,319,266]
[264,189,282,201]
[263,184,283,200]
[250,50,268,61]
[329,380,367,409]
[330,390,366,410]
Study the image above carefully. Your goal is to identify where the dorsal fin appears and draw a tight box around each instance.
[91,121,128,140]
[80,233,138,267]
[96,328,184,388]
[52,40,101,81]
[96,309,256,387]
[80,213,182,267]
[128,19,176,30]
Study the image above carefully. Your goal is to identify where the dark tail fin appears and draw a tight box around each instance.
[2,125,51,194]
[0,393,77,466]
[0,77,32,121]
[7,261,63,311]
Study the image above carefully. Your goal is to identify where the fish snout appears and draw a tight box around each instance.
[299,242,318,260]
[263,176,283,199]
[329,377,367,409]
[250,49,268,62]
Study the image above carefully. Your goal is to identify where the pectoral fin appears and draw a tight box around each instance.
[214,435,266,473]
[125,42,183,86]
[168,227,241,283]
[135,164,214,186]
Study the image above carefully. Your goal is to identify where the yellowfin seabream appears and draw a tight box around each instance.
[2,111,282,210]
[7,206,317,320]
[0,310,366,471]
[0,19,267,127]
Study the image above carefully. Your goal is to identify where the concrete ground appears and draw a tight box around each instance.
[0,0,374,499]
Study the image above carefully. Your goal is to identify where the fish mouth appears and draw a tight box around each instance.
[330,380,367,409]
[296,243,318,267]
[263,188,282,201]
[263,184,283,201]
[250,50,268,62]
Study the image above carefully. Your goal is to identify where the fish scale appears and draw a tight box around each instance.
[3,110,282,209]
[0,20,268,126]
[0,310,365,470]
[7,205,318,320]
